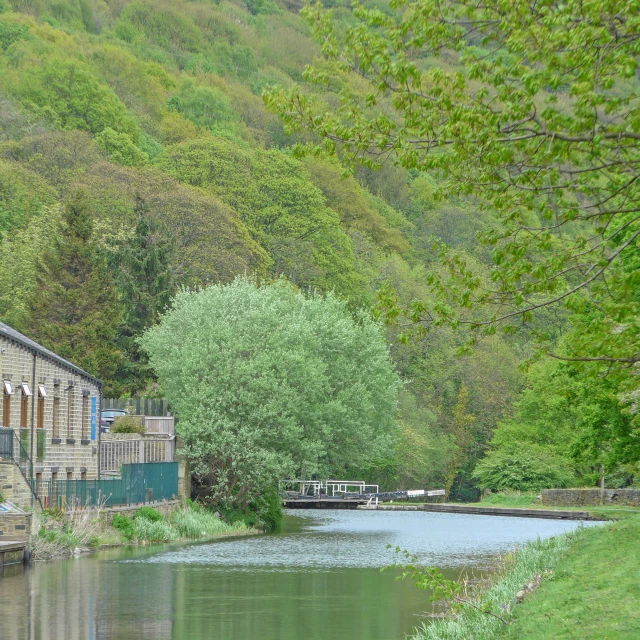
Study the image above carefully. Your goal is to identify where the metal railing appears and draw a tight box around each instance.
[0,428,46,462]
[280,479,380,497]
[37,462,179,509]
[0,426,39,505]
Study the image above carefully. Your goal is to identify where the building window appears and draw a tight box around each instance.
[81,393,89,440]
[20,383,32,429]
[2,381,13,427]
[37,386,46,430]
[67,386,74,439]
[53,384,60,438]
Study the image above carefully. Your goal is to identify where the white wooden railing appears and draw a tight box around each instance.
[100,433,175,475]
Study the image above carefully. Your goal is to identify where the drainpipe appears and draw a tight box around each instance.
[30,351,36,510]
[97,381,103,481]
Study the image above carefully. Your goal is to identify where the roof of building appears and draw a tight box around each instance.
[0,321,102,386]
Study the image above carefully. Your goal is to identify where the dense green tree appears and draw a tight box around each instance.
[0,159,57,233]
[167,81,239,137]
[473,444,574,493]
[95,128,148,166]
[113,194,175,393]
[0,15,29,50]
[484,358,639,486]
[0,204,61,330]
[266,0,640,369]
[141,277,401,506]
[157,137,365,299]
[13,57,139,138]
[442,385,476,499]
[25,192,123,392]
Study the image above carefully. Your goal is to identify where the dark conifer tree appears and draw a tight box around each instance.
[26,191,123,393]
[114,193,175,393]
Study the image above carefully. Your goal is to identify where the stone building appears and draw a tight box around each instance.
[0,321,102,508]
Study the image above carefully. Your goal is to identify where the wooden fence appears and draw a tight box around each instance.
[141,416,175,435]
[100,434,175,475]
[103,397,171,417]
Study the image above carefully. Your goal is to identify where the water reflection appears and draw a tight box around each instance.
[0,510,596,640]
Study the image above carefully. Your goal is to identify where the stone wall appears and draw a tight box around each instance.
[541,488,640,507]
[0,512,32,542]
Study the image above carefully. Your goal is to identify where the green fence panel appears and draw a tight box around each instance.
[42,462,179,509]
[122,462,179,504]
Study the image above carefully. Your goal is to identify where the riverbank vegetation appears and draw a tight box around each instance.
[33,503,250,560]
[111,504,249,542]
[406,511,640,640]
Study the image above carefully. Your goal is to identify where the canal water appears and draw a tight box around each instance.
[0,509,594,640]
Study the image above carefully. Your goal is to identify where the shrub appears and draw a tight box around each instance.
[41,507,64,520]
[170,507,237,538]
[473,444,574,492]
[135,506,163,522]
[250,487,283,533]
[111,415,146,434]
[112,514,135,540]
[131,517,176,542]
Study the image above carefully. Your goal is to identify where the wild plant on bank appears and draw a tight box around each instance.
[170,505,247,538]
[131,516,176,543]
[407,534,574,640]
[110,504,249,544]
[33,496,116,560]
[386,533,573,640]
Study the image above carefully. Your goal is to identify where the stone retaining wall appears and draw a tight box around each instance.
[541,488,640,507]
[0,512,32,542]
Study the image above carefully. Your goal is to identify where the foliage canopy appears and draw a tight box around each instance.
[266,0,640,370]
[141,277,401,506]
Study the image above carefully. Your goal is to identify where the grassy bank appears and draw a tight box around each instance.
[470,491,539,508]
[33,503,251,561]
[495,511,640,639]
[412,510,640,640]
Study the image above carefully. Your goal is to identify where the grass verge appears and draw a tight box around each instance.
[472,491,539,508]
[494,511,640,640]
[413,510,640,640]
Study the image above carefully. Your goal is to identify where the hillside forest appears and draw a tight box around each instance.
[0,0,638,501]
